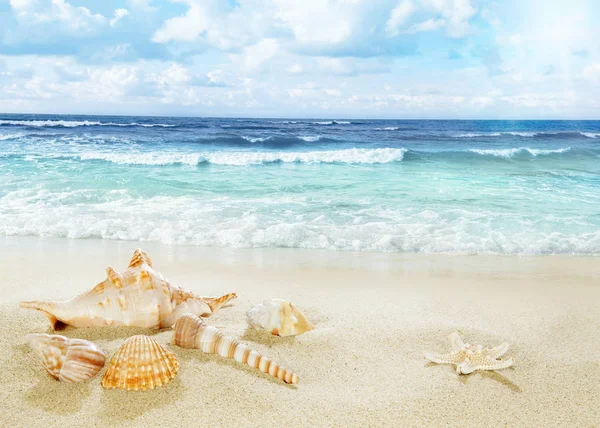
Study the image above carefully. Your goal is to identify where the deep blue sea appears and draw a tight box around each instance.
[1,114,599,254]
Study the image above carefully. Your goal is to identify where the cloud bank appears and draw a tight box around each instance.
[1,0,599,118]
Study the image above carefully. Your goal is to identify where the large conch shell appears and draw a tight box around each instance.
[173,314,299,385]
[26,333,105,382]
[102,335,179,391]
[20,248,237,329]
[246,298,314,337]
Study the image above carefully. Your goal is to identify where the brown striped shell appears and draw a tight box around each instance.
[173,314,299,385]
[25,333,105,383]
[101,335,179,391]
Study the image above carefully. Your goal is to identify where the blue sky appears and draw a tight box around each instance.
[1,0,599,118]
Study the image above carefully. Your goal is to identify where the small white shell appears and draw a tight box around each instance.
[26,333,105,382]
[246,298,314,337]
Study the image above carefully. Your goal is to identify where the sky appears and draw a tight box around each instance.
[0,0,599,119]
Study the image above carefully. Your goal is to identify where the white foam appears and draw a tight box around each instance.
[375,127,400,131]
[470,147,570,158]
[458,131,595,138]
[298,136,321,142]
[75,148,407,166]
[0,133,23,141]
[0,120,174,128]
[241,136,272,143]
[78,152,202,166]
[457,132,502,137]
[1,190,598,255]
[506,132,537,137]
[311,120,351,125]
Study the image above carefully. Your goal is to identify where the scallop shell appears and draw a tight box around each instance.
[246,298,314,337]
[26,333,105,382]
[20,248,237,329]
[101,335,179,391]
[173,314,299,385]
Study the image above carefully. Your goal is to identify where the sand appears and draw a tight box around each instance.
[0,236,598,427]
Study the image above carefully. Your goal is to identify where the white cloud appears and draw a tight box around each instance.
[274,0,354,45]
[408,18,445,33]
[386,0,416,36]
[127,0,156,11]
[110,8,129,27]
[10,0,107,32]
[386,0,475,38]
[152,0,214,43]
[238,39,279,72]
[420,0,476,37]
[583,63,600,82]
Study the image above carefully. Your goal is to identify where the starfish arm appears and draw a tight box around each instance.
[449,332,466,352]
[457,362,477,374]
[425,351,461,364]
[477,357,514,372]
[487,342,510,359]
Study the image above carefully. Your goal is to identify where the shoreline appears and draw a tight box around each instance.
[0,236,598,426]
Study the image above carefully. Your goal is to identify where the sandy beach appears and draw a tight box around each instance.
[0,236,598,427]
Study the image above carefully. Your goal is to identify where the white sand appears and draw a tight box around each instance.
[0,237,598,427]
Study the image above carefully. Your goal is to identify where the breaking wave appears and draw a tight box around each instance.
[456,131,598,139]
[469,147,571,158]
[73,148,408,166]
[0,120,175,128]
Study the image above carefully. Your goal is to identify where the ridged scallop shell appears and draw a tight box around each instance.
[101,335,179,391]
[246,298,314,337]
[173,314,299,385]
[20,248,237,329]
[26,333,105,382]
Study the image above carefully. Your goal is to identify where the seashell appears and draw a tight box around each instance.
[25,333,105,382]
[101,335,179,391]
[173,314,299,385]
[20,248,237,329]
[246,298,314,337]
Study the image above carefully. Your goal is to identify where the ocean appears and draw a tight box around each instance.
[1,114,599,255]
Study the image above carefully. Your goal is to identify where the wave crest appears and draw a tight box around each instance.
[76,148,407,166]
[0,119,175,128]
[469,147,571,158]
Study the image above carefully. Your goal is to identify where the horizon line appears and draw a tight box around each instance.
[1,112,599,121]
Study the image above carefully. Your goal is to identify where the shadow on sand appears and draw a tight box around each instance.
[176,347,298,390]
[25,378,93,415]
[425,362,521,393]
[97,378,184,424]
[239,328,298,347]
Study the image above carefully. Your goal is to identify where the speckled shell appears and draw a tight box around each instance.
[26,333,105,383]
[101,335,179,391]
[173,314,299,385]
[246,298,314,337]
[20,248,237,329]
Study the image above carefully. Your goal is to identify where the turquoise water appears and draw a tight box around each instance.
[1,115,599,254]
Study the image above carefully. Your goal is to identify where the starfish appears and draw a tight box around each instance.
[425,332,514,375]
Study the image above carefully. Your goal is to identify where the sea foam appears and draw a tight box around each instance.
[0,120,175,128]
[469,147,571,158]
[1,190,599,255]
[76,148,407,166]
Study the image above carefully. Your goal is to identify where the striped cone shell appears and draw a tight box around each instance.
[26,333,105,383]
[173,314,299,385]
[101,335,179,391]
